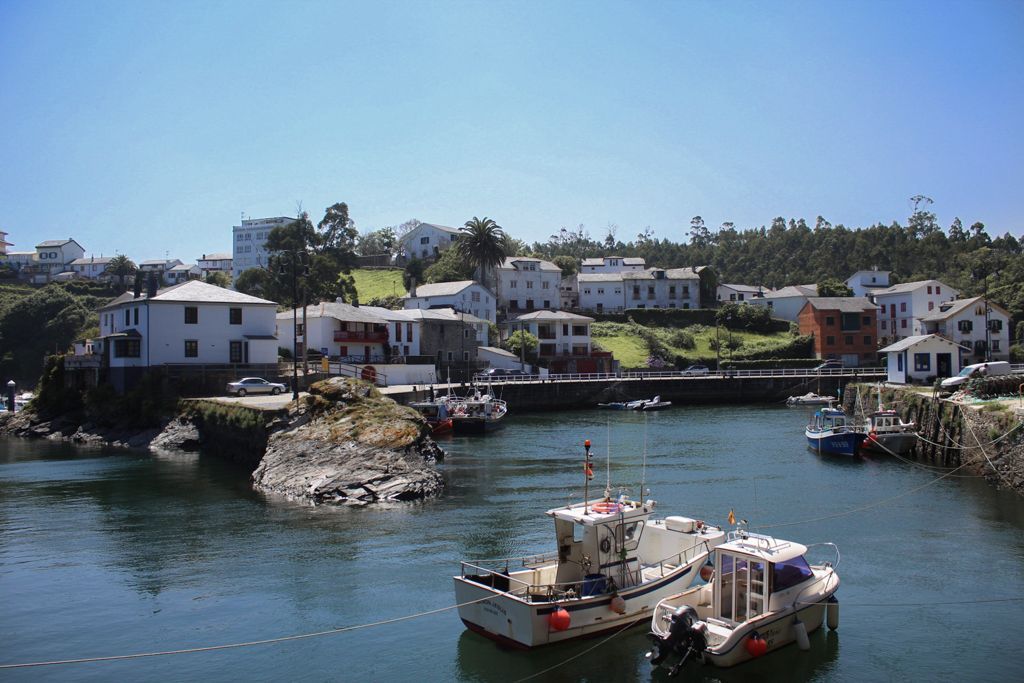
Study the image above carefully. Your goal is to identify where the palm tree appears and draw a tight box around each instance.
[457,216,506,290]
[105,254,137,292]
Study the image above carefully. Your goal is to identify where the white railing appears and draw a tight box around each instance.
[474,367,886,384]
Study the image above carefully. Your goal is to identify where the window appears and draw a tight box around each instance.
[682,286,689,296]
[562,323,569,335]
[471,291,480,302]
[227,307,241,325]
[825,316,835,326]
[185,306,198,324]
[583,288,591,295]
[927,285,933,294]
[900,302,907,312]
[898,354,903,371]
[989,319,1003,332]
[237,234,244,241]
[395,323,402,342]
[463,351,470,361]
[133,308,139,325]
[542,281,549,289]
[881,320,887,330]
[597,288,604,294]
[862,316,870,325]
[864,336,872,345]
[572,325,587,336]
[914,353,930,371]
[936,286,941,295]
[296,323,304,336]
[845,335,854,345]
[958,320,973,332]
[125,309,130,326]
[772,556,814,592]
[901,319,907,329]
[526,281,533,289]
[633,286,640,299]
[420,236,429,244]
[826,335,835,345]
[184,340,198,357]
[230,341,243,363]
[840,313,860,331]
[446,351,453,361]
[114,339,140,358]
[928,302,934,311]
[510,280,517,288]
[993,340,1001,351]
[406,323,412,340]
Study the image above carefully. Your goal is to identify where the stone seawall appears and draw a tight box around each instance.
[394,374,864,410]
[844,384,1024,493]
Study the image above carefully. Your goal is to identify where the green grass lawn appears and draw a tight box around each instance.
[592,321,798,369]
[351,269,404,302]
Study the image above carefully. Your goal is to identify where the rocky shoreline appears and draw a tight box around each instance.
[0,377,445,505]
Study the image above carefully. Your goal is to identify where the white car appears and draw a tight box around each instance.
[940,361,1012,389]
[681,364,710,376]
[226,377,287,396]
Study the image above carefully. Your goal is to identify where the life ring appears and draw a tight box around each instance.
[592,501,621,514]
[600,537,612,554]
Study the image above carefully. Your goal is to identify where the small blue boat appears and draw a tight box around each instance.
[805,407,866,456]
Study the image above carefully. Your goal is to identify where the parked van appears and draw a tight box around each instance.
[940,361,1012,388]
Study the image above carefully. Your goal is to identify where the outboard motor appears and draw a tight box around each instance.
[647,606,708,675]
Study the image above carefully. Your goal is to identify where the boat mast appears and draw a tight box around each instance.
[583,440,593,512]
[639,412,648,503]
[605,418,611,498]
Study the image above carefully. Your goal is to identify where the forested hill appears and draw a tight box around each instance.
[530,214,1023,326]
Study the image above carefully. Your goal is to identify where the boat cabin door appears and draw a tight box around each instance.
[714,551,767,624]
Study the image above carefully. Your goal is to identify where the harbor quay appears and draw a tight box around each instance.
[387,370,884,411]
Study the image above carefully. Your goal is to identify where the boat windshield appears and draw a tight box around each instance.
[771,555,813,591]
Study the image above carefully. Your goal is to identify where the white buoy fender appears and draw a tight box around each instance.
[827,595,840,631]
[793,618,810,651]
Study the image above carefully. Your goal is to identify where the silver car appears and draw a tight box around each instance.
[226,377,287,397]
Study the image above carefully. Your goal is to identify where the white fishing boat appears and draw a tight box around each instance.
[447,388,508,434]
[639,395,672,411]
[646,529,840,673]
[860,409,917,456]
[454,440,725,648]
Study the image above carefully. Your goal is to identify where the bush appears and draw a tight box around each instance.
[1010,344,1024,363]
[668,329,695,349]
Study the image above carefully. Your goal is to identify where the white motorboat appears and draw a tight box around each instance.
[639,395,672,411]
[860,409,917,456]
[447,388,508,434]
[454,441,724,648]
[647,529,840,672]
[786,393,836,406]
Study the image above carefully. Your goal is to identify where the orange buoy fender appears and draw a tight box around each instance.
[610,595,626,614]
[745,633,768,657]
[549,608,571,631]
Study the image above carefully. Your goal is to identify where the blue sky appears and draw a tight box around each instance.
[1,0,1022,262]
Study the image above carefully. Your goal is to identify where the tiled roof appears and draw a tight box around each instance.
[36,239,75,248]
[405,280,478,297]
[276,301,386,324]
[765,284,817,298]
[498,257,561,271]
[878,334,967,353]
[513,310,594,322]
[200,252,232,261]
[804,297,876,313]
[100,280,277,309]
[70,257,113,265]
[577,273,625,282]
[919,296,1009,322]
[872,279,952,296]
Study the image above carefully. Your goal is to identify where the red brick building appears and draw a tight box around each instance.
[798,297,878,366]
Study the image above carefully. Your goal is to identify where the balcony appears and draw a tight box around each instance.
[334,329,388,343]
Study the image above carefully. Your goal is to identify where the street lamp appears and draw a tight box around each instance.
[277,251,309,402]
[973,266,1000,362]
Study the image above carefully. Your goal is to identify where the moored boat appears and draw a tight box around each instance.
[454,441,725,647]
[786,392,836,406]
[860,409,917,456]
[805,407,865,456]
[646,530,840,672]
[408,397,455,435]
[640,396,672,411]
[448,389,507,434]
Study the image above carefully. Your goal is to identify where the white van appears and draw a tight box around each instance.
[940,361,1012,388]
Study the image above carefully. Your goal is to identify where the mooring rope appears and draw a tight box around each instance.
[513,614,649,683]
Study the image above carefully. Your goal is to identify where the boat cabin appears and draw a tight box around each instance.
[810,408,849,432]
[868,410,910,433]
[711,532,814,625]
[547,499,655,595]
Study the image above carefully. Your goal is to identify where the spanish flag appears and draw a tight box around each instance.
[728,509,735,525]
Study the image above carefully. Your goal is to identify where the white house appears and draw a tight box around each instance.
[878,334,966,384]
[920,296,1011,363]
[871,280,959,345]
[748,284,818,321]
[580,256,646,273]
[621,268,701,310]
[577,273,626,312]
[0,230,12,256]
[512,310,612,374]
[26,239,85,283]
[398,223,461,262]
[166,263,202,284]
[404,280,496,323]
[198,253,233,278]
[69,256,114,280]
[232,216,294,280]
[845,269,891,297]
[139,258,183,282]
[358,305,489,358]
[559,275,578,310]
[717,283,766,303]
[494,256,563,316]
[276,301,390,363]
[92,280,279,370]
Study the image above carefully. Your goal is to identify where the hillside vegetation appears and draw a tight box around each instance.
[352,268,404,303]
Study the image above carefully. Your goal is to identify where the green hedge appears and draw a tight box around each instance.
[587,307,790,332]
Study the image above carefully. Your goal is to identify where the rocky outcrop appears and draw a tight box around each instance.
[0,408,161,448]
[251,377,444,504]
[149,417,201,452]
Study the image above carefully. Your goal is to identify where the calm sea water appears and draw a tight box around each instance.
[1,405,1022,682]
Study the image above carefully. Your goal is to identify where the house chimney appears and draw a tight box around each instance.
[147,272,158,298]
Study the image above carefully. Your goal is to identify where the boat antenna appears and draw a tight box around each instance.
[604,416,611,498]
[583,439,594,513]
[639,412,648,503]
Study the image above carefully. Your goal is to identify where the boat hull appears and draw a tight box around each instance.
[702,596,834,668]
[805,430,865,456]
[450,415,504,434]
[454,559,704,648]
[860,432,917,456]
